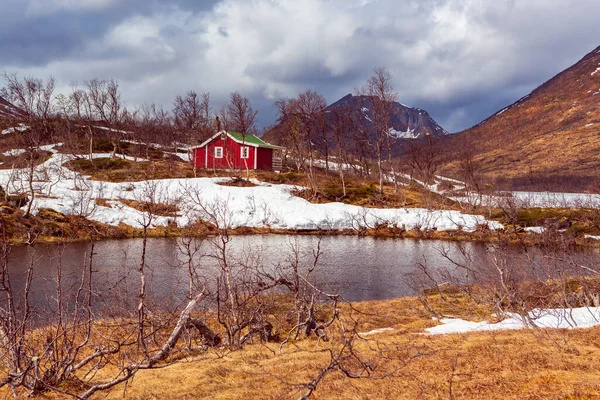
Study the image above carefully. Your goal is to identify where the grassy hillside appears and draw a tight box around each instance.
[440,45,600,191]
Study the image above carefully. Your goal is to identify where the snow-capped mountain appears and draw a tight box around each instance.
[327,94,448,140]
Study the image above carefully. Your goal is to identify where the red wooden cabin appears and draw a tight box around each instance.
[191,131,283,171]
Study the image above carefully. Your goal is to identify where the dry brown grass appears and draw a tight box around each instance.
[6,294,600,399]
[118,198,180,217]
[64,158,202,182]
[216,176,258,187]
[257,169,459,210]
[84,296,600,400]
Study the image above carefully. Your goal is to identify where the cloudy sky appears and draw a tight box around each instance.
[1,0,599,132]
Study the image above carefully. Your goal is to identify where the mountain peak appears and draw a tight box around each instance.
[327,94,447,139]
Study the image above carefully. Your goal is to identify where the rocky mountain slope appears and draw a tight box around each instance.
[441,45,600,191]
[328,94,447,139]
[263,93,447,156]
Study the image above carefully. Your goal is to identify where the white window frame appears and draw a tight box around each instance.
[240,146,250,159]
[214,146,223,159]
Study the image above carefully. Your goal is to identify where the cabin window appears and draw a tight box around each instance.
[240,146,249,159]
[214,146,223,158]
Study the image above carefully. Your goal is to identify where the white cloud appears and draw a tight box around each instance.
[6,0,600,130]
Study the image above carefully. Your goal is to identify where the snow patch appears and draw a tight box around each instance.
[2,149,26,157]
[495,107,509,116]
[524,226,546,234]
[165,152,190,161]
[426,307,600,335]
[1,123,29,135]
[454,191,600,209]
[75,125,132,134]
[389,128,420,139]
[435,175,464,185]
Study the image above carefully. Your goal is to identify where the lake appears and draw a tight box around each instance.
[4,235,596,318]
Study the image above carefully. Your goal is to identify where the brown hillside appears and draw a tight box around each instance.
[441,45,600,191]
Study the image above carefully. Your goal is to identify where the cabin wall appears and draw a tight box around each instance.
[193,147,206,169]
[195,135,257,169]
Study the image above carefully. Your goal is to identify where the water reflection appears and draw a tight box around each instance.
[6,235,493,316]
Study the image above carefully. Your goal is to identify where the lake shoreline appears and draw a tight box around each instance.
[13,221,600,249]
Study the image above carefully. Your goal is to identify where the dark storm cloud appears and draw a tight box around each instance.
[0,0,107,66]
[0,0,219,67]
[1,0,599,132]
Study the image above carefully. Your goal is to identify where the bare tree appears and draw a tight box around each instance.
[2,73,56,217]
[458,147,485,207]
[173,91,212,144]
[405,135,440,186]
[329,106,355,198]
[274,90,327,194]
[134,103,174,160]
[221,92,258,179]
[67,84,96,161]
[223,92,258,136]
[2,72,55,136]
[274,97,307,171]
[357,67,398,193]
[85,79,126,158]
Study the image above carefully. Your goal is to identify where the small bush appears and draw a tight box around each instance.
[38,208,68,223]
[6,194,28,208]
[569,223,599,235]
[257,171,303,184]
[323,183,377,203]
[67,157,130,172]
[92,138,115,152]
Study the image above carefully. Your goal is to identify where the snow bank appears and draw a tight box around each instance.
[389,128,420,139]
[426,307,600,335]
[0,148,504,231]
[165,152,190,161]
[430,176,600,209]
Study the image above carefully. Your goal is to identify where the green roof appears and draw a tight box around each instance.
[228,131,282,149]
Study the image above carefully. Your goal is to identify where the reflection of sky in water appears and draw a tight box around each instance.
[7,236,597,318]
